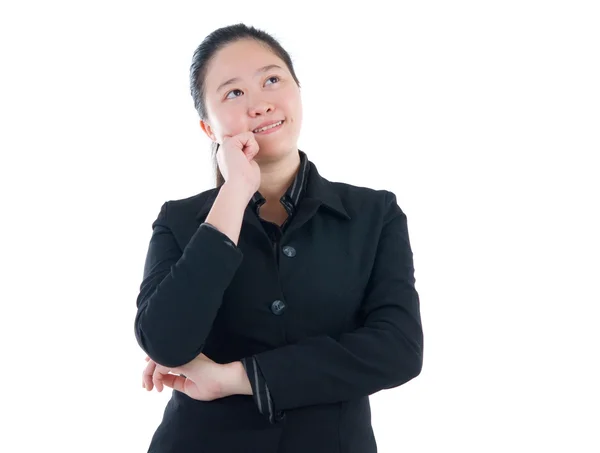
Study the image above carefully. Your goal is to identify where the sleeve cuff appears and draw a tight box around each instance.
[201,222,238,250]
[240,356,285,424]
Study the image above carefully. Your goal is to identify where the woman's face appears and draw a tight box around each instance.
[200,39,303,160]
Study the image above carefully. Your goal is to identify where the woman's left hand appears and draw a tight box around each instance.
[142,353,227,401]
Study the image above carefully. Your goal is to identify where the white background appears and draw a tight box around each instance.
[1,1,599,451]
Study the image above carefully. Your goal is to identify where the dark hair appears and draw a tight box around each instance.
[189,23,302,187]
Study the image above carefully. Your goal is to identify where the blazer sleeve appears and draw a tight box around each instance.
[240,356,285,424]
[251,191,423,412]
[134,202,244,368]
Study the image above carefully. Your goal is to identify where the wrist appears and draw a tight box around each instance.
[222,180,256,203]
[222,361,253,397]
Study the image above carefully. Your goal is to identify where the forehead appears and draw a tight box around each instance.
[204,40,285,91]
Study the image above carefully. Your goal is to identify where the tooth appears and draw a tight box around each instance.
[254,121,281,133]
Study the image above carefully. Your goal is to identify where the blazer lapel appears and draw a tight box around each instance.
[284,160,351,236]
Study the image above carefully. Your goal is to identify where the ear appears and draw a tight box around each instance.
[199,119,217,142]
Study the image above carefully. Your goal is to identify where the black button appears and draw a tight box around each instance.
[282,245,296,257]
[270,300,286,315]
[275,410,286,421]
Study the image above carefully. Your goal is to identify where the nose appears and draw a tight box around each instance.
[248,99,274,117]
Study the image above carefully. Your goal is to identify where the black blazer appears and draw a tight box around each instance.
[134,158,424,453]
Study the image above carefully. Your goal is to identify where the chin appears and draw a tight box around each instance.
[256,144,291,159]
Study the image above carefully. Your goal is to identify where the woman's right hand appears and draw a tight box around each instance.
[217,131,261,195]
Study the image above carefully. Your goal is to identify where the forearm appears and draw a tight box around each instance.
[205,181,254,246]
[254,322,423,410]
[135,190,251,368]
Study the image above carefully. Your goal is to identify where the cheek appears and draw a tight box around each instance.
[220,111,248,136]
[282,92,302,122]
[295,102,303,124]
[289,101,302,132]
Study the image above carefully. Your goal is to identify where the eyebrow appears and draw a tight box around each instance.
[216,64,283,93]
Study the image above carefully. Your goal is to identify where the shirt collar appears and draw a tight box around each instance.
[196,151,350,222]
[250,150,310,216]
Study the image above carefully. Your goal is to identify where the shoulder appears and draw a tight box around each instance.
[166,187,218,212]
[152,187,219,227]
[327,179,404,220]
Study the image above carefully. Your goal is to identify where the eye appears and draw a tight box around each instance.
[225,89,243,100]
[224,75,281,100]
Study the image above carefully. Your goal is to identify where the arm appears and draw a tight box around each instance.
[134,183,252,368]
[242,191,423,413]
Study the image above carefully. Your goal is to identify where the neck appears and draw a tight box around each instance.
[256,148,301,203]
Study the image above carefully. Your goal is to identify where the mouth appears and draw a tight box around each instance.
[252,119,285,134]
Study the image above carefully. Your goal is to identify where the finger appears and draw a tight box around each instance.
[144,372,154,391]
[243,132,260,158]
[143,361,152,389]
[144,355,150,386]
[161,373,188,393]
[153,370,163,393]
[144,366,156,391]
[143,360,157,391]
[153,365,171,393]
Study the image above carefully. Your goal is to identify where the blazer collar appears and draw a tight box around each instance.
[195,155,350,222]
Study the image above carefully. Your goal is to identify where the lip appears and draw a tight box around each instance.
[252,119,284,133]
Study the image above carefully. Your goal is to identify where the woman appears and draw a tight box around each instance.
[135,23,424,453]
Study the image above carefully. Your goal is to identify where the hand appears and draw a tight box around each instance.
[142,354,226,401]
[217,131,261,194]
